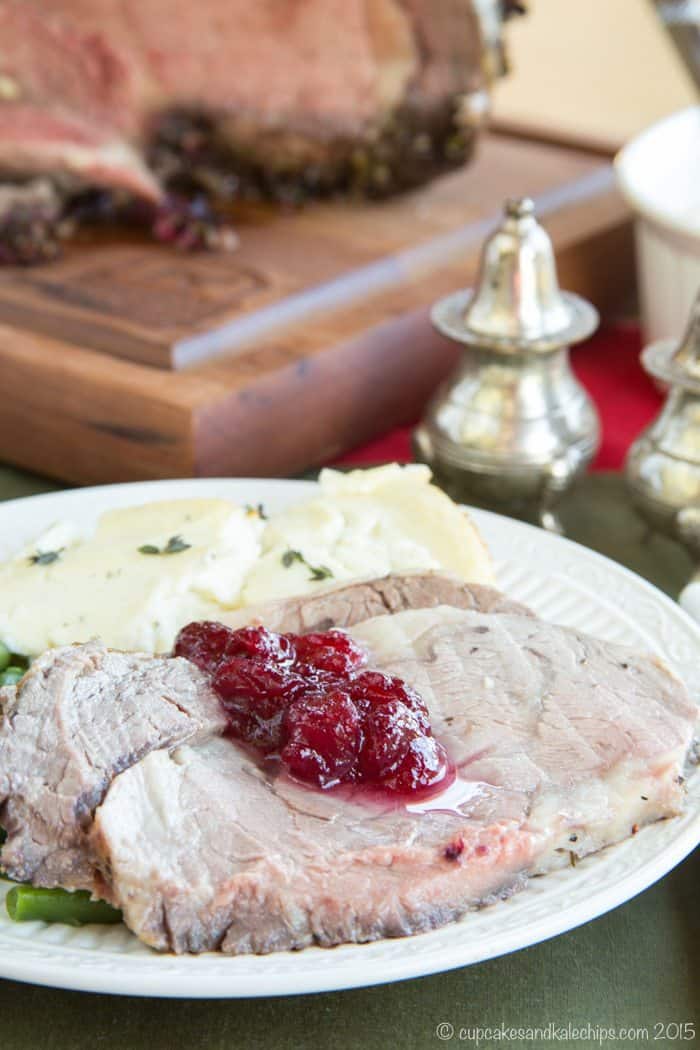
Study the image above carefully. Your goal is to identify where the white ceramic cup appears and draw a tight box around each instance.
[615,106,700,344]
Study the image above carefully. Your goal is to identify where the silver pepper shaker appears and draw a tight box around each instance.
[625,290,700,613]
[414,197,600,533]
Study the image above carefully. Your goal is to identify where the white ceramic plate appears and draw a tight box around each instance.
[0,478,698,998]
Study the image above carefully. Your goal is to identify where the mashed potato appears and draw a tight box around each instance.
[0,466,493,656]
[240,465,493,604]
[0,500,264,655]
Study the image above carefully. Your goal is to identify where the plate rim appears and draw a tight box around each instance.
[0,476,697,998]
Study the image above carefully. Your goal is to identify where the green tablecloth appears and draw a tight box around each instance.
[0,467,697,1050]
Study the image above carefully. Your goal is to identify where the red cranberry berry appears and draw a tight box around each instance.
[175,622,295,674]
[281,690,362,788]
[382,734,449,795]
[358,700,419,781]
[349,671,430,732]
[174,621,237,673]
[227,625,295,666]
[214,657,307,750]
[292,631,367,676]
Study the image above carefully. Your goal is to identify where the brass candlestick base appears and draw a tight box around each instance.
[414,198,600,533]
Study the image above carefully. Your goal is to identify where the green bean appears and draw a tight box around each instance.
[0,641,10,673]
[0,666,24,687]
[5,886,123,926]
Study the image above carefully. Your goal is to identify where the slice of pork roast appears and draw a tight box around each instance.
[221,571,534,633]
[0,641,225,887]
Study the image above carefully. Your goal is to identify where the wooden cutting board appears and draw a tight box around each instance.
[0,134,635,485]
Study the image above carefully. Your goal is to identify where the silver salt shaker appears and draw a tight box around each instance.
[625,290,700,614]
[414,197,600,533]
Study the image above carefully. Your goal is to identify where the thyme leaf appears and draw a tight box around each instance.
[308,564,333,582]
[280,548,333,583]
[164,535,191,554]
[245,503,268,520]
[138,535,191,557]
[281,549,303,568]
[29,548,64,566]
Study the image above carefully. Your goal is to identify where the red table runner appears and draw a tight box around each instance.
[330,324,660,472]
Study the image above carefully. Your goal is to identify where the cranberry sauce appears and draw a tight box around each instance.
[174,621,451,797]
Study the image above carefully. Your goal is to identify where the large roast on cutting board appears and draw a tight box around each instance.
[0,0,514,262]
[0,573,695,954]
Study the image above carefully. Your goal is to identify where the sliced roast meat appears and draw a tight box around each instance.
[222,572,532,634]
[0,0,495,259]
[91,606,697,954]
[92,736,539,954]
[0,641,225,888]
[0,1,161,200]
